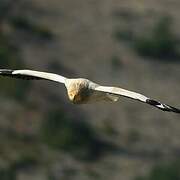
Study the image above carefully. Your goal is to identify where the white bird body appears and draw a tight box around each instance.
[0,69,179,113]
[65,78,118,104]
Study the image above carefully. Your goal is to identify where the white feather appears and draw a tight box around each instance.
[94,85,148,103]
[13,70,66,83]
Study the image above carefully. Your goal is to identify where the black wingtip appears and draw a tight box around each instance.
[0,69,14,76]
[167,104,180,114]
[146,99,180,114]
[0,69,43,80]
[0,69,13,73]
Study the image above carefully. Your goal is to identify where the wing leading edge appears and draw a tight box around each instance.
[0,69,66,83]
[95,85,180,113]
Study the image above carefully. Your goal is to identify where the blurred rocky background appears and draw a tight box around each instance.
[0,0,180,180]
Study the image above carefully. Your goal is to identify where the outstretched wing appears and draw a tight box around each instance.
[0,69,66,83]
[94,85,180,113]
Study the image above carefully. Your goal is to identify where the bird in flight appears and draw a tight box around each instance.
[0,69,179,113]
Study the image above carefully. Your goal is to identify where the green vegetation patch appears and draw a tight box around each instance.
[135,160,180,180]
[0,167,15,180]
[10,16,53,40]
[134,16,179,60]
[40,109,113,160]
[114,15,180,61]
[0,33,30,101]
[111,56,123,70]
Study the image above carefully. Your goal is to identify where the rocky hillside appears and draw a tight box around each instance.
[0,0,180,180]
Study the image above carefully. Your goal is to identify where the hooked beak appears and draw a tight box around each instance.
[68,92,75,101]
[68,91,82,104]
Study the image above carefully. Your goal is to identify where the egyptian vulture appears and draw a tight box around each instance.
[0,69,179,113]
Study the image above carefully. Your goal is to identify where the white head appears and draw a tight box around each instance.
[65,79,90,104]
